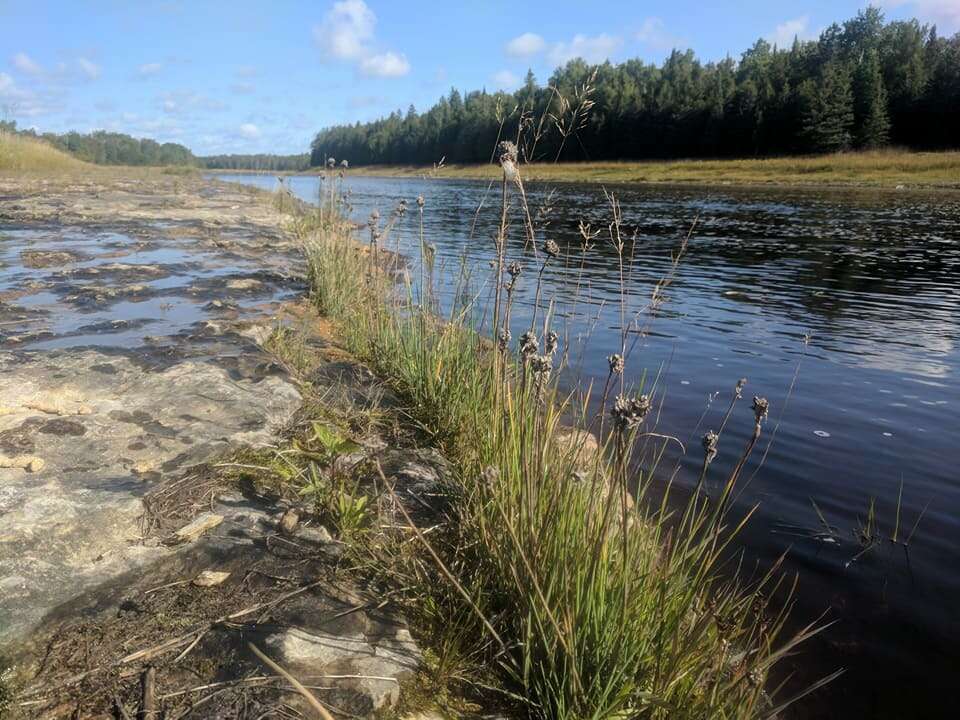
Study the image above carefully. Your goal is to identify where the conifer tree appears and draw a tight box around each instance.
[855,49,891,148]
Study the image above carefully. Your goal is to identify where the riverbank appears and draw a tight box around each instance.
[0,171,456,718]
[334,150,960,189]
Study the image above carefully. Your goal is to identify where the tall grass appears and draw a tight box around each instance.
[299,148,831,719]
[0,131,87,172]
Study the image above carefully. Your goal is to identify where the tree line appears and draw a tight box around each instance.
[198,153,311,171]
[1,123,196,166]
[310,8,960,166]
[0,121,308,170]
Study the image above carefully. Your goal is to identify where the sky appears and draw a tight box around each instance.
[1,0,957,156]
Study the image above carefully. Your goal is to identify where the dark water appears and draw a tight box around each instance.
[216,173,960,719]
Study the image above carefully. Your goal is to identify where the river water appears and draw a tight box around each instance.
[215,173,959,719]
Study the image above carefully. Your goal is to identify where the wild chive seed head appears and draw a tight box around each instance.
[545,331,559,355]
[519,330,538,360]
[607,353,625,375]
[544,239,560,258]
[611,394,651,431]
[702,430,718,463]
[752,396,769,424]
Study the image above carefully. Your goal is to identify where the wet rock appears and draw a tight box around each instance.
[20,250,84,268]
[39,418,87,436]
[226,278,263,291]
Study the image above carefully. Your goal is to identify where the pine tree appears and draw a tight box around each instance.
[854,49,891,148]
[800,62,855,152]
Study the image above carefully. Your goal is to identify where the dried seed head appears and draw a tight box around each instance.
[607,353,625,375]
[519,330,538,360]
[735,377,747,399]
[340,159,349,168]
[497,140,518,164]
[752,396,769,424]
[327,157,336,168]
[507,261,523,278]
[543,239,560,258]
[482,465,500,486]
[416,195,425,208]
[545,331,559,356]
[530,354,552,375]
[497,327,511,352]
[611,394,651,431]
[702,430,718,463]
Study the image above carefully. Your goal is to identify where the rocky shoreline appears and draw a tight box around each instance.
[0,174,446,718]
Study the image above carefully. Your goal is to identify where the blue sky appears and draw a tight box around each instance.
[1,1,957,155]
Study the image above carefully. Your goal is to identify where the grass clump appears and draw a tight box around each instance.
[294,148,832,720]
[0,131,88,172]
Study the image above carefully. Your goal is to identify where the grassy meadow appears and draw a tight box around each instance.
[340,149,960,189]
[0,132,89,173]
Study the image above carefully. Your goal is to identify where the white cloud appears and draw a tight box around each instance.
[874,0,960,33]
[312,0,410,77]
[636,18,688,52]
[767,16,814,47]
[0,72,12,93]
[492,70,520,89]
[137,62,163,77]
[13,52,43,76]
[77,57,100,79]
[160,91,227,116]
[359,51,410,77]
[548,34,622,65]
[230,81,256,94]
[506,32,546,58]
[239,122,261,139]
[314,0,375,61]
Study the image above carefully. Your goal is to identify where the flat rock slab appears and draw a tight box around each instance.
[0,175,305,648]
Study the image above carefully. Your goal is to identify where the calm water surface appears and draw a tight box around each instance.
[217,173,960,719]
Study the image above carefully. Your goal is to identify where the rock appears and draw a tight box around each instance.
[278,508,300,535]
[172,513,224,544]
[193,570,231,587]
[553,427,601,469]
[266,625,420,713]
[20,250,83,268]
[296,524,334,544]
[0,454,45,472]
[226,278,262,291]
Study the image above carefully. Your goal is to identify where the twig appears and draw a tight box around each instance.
[247,642,335,720]
[139,666,157,720]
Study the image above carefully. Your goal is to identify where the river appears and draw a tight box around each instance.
[215,172,959,719]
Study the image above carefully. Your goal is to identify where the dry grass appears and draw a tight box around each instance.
[0,132,89,173]
[341,149,960,189]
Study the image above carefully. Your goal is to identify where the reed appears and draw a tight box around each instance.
[296,141,833,718]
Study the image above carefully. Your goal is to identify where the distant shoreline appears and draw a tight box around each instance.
[276,150,960,191]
